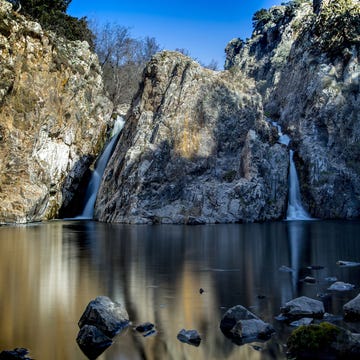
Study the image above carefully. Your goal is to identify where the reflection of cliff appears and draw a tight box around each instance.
[2,221,360,359]
[0,222,103,359]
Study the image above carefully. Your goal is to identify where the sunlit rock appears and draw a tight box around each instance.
[0,3,112,224]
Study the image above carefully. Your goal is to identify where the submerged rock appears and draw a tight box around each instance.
[0,348,32,360]
[177,329,201,346]
[328,281,355,292]
[280,296,325,320]
[337,261,360,268]
[220,305,274,344]
[344,293,360,321]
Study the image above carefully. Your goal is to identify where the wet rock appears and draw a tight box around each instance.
[307,265,324,270]
[287,322,360,359]
[327,281,355,292]
[344,293,360,321]
[135,322,154,333]
[0,3,112,224]
[302,276,316,284]
[279,265,294,272]
[78,296,129,337]
[290,317,314,327]
[220,305,274,344]
[76,325,112,360]
[177,329,201,346]
[336,261,360,267]
[0,348,32,360]
[280,296,325,320]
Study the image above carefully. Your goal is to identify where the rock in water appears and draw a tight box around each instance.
[0,3,112,224]
[280,296,325,320]
[344,293,360,321]
[76,325,113,360]
[78,296,129,337]
[77,296,129,358]
[328,281,355,292]
[95,51,289,224]
[177,329,201,346]
[220,305,274,344]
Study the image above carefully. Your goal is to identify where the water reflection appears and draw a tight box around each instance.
[0,221,359,359]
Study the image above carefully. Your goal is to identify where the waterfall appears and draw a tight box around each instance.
[267,118,312,221]
[286,150,312,221]
[76,116,125,219]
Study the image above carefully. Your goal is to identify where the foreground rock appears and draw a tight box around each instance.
[78,296,129,337]
[344,293,360,321]
[0,1,112,223]
[0,348,32,360]
[95,51,288,224]
[77,296,129,359]
[220,305,275,344]
[177,329,201,346]
[76,325,112,360]
[287,322,360,359]
[280,296,324,320]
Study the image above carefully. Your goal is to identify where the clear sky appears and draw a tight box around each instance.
[68,0,283,68]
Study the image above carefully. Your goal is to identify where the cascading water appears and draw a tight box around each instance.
[286,150,312,220]
[268,119,312,221]
[76,116,125,219]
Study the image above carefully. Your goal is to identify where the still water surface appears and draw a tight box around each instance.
[0,220,360,359]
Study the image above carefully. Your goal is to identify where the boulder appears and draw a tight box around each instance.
[78,296,129,337]
[328,281,355,292]
[344,293,360,321]
[280,296,324,320]
[287,322,360,359]
[135,322,155,333]
[76,325,112,360]
[177,329,201,346]
[220,305,274,344]
[0,348,32,360]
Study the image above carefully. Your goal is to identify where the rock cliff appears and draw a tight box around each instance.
[94,51,288,224]
[225,0,360,219]
[0,0,112,223]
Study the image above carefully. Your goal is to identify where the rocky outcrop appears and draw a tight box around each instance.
[225,0,360,219]
[94,51,288,224]
[0,0,112,223]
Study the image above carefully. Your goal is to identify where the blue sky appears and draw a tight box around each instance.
[68,0,283,68]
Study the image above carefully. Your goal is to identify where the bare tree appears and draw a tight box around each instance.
[91,22,161,107]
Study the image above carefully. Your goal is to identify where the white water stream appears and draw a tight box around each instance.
[269,119,312,221]
[76,116,125,219]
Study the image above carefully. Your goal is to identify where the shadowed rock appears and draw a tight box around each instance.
[0,348,32,360]
[177,329,201,346]
[220,305,274,344]
[344,293,360,321]
[280,296,324,320]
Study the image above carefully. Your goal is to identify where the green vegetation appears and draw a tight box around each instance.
[287,322,340,357]
[6,0,94,46]
[312,0,360,58]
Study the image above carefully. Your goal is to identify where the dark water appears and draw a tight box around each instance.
[0,220,360,360]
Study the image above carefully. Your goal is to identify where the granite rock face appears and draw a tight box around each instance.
[0,1,112,223]
[225,0,360,219]
[95,51,288,224]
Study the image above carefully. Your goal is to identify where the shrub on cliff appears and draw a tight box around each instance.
[7,0,94,47]
[313,0,360,57]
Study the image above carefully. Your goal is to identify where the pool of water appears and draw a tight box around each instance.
[0,220,360,359]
